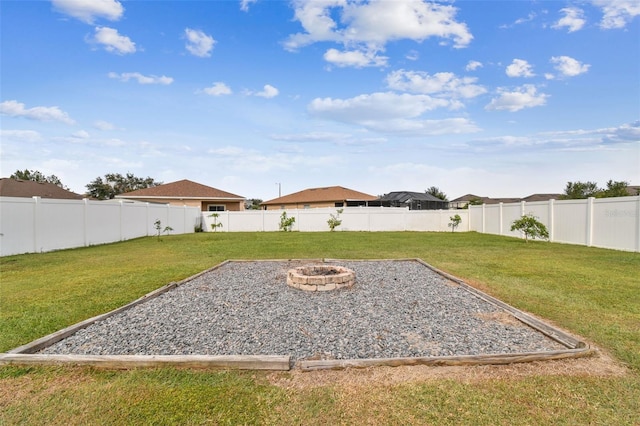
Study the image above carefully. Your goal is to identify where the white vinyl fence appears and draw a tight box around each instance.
[2,195,638,256]
[0,197,201,256]
[202,207,465,233]
[468,196,640,252]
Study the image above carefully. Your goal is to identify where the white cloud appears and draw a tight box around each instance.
[240,0,258,12]
[485,85,549,112]
[108,72,173,85]
[505,59,535,78]
[72,130,90,139]
[553,7,586,32]
[465,60,483,71]
[550,56,590,77]
[500,12,538,29]
[307,91,478,135]
[184,28,215,57]
[0,100,75,124]
[93,120,116,130]
[539,121,640,145]
[92,26,136,54]
[203,82,232,96]
[323,48,388,68]
[309,92,451,122]
[592,0,640,29]
[255,84,279,98]
[386,70,487,99]
[405,50,419,61]
[285,0,472,68]
[0,129,43,143]
[52,0,123,24]
[362,117,480,135]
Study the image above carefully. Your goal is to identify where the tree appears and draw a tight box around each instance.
[510,214,549,243]
[561,181,600,199]
[86,172,162,200]
[448,214,461,232]
[10,169,68,190]
[279,211,295,232]
[327,208,343,232]
[426,186,448,201]
[244,199,263,210]
[600,180,629,198]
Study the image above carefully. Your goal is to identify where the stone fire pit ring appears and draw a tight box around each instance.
[287,265,355,292]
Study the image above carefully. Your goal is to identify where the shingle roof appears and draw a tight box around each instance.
[379,191,444,203]
[262,186,377,205]
[521,193,563,202]
[117,179,244,199]
[0,178,84,199]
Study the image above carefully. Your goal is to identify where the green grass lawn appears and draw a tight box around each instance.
[1,232,639,424]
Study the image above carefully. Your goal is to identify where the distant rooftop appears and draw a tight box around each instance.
[0,178,84,200]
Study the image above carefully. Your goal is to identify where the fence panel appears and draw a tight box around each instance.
[85,201,122,245]
[0,197,200,256]
[553,200,589,246]
[468,196,639,251]
[0,197,36,254]
[592,197,639,251]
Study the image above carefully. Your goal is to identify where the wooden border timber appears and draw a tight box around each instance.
[2,258,591,371]
[0,354,290,370]
[299,348,592,371]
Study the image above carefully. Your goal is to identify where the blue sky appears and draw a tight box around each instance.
[1,0,638,200]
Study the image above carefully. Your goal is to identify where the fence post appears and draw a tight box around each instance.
[548,199,555,242]
[32,196,41,252]
[586,197,594,247]
[498,202,504,235]
[83,198,89,247]
[481,204,486,233]
[636,196,640,252]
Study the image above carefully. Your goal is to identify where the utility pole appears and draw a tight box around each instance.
[276,182,281,197]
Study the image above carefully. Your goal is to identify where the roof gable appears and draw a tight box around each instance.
[0,178,84,199]
[117,179,243,199]
[263,186,377,205]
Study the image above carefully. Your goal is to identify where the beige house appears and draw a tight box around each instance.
[261,186,377,210]
[116,179,245,211]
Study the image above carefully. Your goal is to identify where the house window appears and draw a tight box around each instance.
[335,202,344,207]
[304,204,310,209]
[207,205,225,212]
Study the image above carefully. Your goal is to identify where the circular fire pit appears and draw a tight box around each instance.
[287,265,355,292]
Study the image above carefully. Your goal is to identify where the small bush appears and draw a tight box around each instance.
[511,214,549,242]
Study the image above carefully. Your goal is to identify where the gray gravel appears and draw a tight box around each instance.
[40,260,566,361]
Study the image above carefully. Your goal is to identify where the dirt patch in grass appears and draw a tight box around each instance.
[266,347,629,390]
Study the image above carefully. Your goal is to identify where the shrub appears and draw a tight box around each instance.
[327,209,343,232]
[510,214,549,242]
[279,211,295,232]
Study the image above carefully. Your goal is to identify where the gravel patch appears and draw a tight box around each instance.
[40,260,566,361]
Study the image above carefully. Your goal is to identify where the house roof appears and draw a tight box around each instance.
[379,191,446,203]
[521,193,563,202]
[0,178,84,200]
[262,186,377,205]
[116,179,244,200]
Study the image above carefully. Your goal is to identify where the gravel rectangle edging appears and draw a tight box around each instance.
[2,259,590,370]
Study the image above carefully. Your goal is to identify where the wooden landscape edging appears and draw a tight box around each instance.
[298,348,593,371]
[0,354,290,370]
[3,258,591,372]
